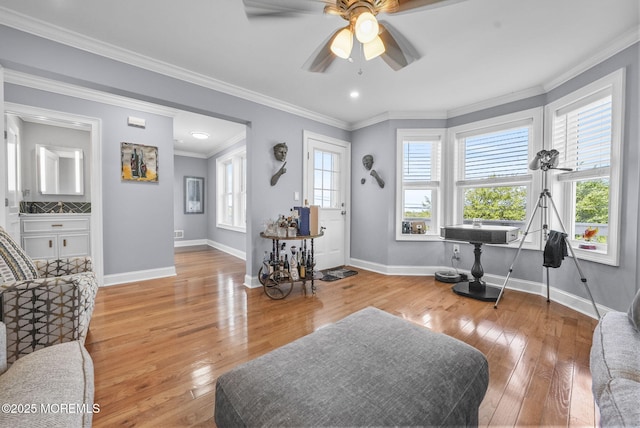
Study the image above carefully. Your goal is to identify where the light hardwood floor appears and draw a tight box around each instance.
[85,245,599,427]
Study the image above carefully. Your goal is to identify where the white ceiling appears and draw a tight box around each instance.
[0,0,638,156]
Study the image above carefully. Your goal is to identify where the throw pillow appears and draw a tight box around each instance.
[628,287,640,332]
[0,227,38,283]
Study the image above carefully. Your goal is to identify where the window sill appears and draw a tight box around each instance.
[570,244,618,266]
[217,223,246,234]
[396,233,441,242]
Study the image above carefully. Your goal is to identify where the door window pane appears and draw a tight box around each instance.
[313,149,340,208]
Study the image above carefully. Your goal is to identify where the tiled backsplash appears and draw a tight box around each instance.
[20,201,92,214]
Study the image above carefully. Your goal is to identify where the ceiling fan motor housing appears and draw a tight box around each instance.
[328,0,399,21]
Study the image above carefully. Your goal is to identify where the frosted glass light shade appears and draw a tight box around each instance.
[355,11,379,44]
[363,36,385,60]
[330,27,353,59]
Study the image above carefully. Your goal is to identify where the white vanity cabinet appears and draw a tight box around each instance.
[21,214,91,260]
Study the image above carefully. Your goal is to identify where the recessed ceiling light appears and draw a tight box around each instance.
[350,91,360,99]
[190,131,209,140]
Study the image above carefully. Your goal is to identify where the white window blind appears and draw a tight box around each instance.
[552,90,612,174]
[462,126,530,181]
[403,139,440,183]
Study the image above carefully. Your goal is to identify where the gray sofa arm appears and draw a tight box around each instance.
[0,271,98,365]
[0,339,95,427]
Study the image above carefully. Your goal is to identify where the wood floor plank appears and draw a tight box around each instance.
[85,246,598,427]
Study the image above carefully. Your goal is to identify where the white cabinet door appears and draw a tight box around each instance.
[22,234,57,259]
[59,233,90,258]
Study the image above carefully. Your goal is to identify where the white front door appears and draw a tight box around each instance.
[303,131,350,270]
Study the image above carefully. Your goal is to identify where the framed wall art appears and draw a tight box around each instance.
[184,176,205,214]
[121,142,158,182]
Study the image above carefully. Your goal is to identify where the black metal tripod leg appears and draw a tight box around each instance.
[546,194,601,319]
[495,193,544,309]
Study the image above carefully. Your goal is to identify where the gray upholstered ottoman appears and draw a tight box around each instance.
[215,307,489,427]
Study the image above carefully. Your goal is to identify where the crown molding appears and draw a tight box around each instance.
[0,7,350,131]
[206,131,247,159]
[2,8,637,133]
[364,26,640,128]
[173,150,209,159]
[446,85,546,119]
[544,25,640,92]
[5,69,178,117]
[350,110,448,130]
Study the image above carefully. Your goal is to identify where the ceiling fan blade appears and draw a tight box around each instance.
[392,0,467,14]
[378,21,420,71]
[243,0,330,18]
[302,30,339,73]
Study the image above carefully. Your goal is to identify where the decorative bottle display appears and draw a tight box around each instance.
[263,242,317,280]
[259,206,323,300]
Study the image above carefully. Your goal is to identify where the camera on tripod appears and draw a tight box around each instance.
[529,149,560,171]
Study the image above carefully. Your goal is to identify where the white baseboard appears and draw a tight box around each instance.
[206,239,246,260]
[103,266,176,287]
[174,239,208,247]
[349,258,611,319]
[173,238,246,260]
[103,239,244,287]
[245,274,262,289]
[101,255,611,319]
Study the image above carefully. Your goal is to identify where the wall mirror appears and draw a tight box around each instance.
[36,144,85,195]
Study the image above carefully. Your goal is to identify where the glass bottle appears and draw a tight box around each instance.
[299,251,306,279]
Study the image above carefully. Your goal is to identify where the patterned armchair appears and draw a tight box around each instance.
[0,227,98,365]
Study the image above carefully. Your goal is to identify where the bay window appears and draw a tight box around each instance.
[546,69,624,265]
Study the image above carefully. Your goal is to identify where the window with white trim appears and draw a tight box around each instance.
[396,129,444,240]
[546,69,624,265]
[451,108,542,240]
[216,147,246,232]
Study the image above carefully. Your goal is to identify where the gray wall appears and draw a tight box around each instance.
[350,43,640,312]
[174,155,208,242]
[0,24,349,281]
[1,23,637,311]
[5,83,176,275]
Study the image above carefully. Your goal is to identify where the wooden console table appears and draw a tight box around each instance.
[259,231,323,299]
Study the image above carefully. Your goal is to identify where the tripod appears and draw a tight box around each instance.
[493,153,601,319]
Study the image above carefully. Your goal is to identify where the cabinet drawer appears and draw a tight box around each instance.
[22,218,89,233]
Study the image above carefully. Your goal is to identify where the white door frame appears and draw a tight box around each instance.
[302,130,351,267]
[4,102,104,286]
[0,66,6,230]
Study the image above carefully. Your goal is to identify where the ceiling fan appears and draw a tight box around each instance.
[243,0,464,72]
